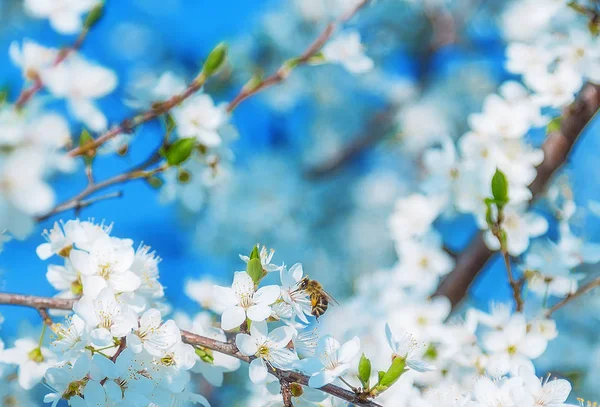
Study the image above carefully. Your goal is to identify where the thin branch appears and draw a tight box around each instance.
[67,0,371,159]
[501,250,524,312]
[545,276,600,317]
[305,107,396,178]
[15,28,89,109]
[434,83,600,309]
[0,292,383,407]
[226,0,370,113]
[36,155,165,222]
[37,308,53,326]
[67,76,207,157]
[280,379,294,407]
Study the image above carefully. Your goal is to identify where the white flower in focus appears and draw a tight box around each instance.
[240,245,282,273]
[50,314,88,357]
[43,354,90,407]
[214,271,281,330]
[24,0,99,34]
[9,40,57,81]
[385,323,435,372]
[173,94,227,147]
[126,308,179,357]
[46,262,82,300]
[275,263,312,324]
[322,30,373,74]
[510,366,574,407]
[87,350,154,406]
[73,288,137,346]
[236,321,297,384]
[297,335,360,388]
[483,206,548,256]
[69,235,140,298]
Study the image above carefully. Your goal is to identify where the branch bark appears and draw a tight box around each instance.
[434,83,600,308]
[0,292,383,407]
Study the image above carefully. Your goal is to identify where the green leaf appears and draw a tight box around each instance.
[202,42,228,77]
[249,245,260,260]
[246,258,263,284]
[84,2,104,29]
[164,138,196,166]
[358,353,371,388]
[379,357,406,388]
[194,347,214,364]
[546,116,562,134]
[491,168,509,206]
[79,129,96,165]
[378,370,385,382]
[165,112,176,134]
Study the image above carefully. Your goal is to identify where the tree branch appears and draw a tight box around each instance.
[226,0,370,113]
[0,292,383,407]
[37,154,165,222]
[15,27,90,109]
[68,0,371,159]
[544,276,600,317]
[434,83,600,308]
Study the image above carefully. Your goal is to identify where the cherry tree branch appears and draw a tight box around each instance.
[544,276,600,317]
[69,0,371,159]
[0,292,383,407]
[226,0,370,113]
[15,28,90,110]
[434,83,600,309]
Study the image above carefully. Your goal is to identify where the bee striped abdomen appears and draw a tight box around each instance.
[310,293,329,319]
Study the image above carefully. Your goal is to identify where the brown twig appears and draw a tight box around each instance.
[0,292,383,407]
[434,83,600,308]
[15,28,89,110]
[545,276,600,317]
[305,107,396,178]
[280,379,294,407]
[36,155,165,222]
[226,0,370,113]
[37,308,53,326]
[68,1,371,159]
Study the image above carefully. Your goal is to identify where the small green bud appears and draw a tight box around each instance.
[247,258,263,285]
[358,353,372,388]
[177,168,191,184]
[546,116,562,134]
[146,176,163,189]
[163,137,196,166]
[290,383,303,397]
[378,356,406,388]
[165,112,176,134]
[84,2,104,29]
[79,129,96,165]
[249,245,260,260]
[202,42,228,77]
[28,347,44,363]
[195,347,214,364]
[491,168,509,207]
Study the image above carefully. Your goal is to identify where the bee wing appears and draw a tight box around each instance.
[322,289,339,305]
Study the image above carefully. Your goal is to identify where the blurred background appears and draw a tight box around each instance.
[1,0,600,404]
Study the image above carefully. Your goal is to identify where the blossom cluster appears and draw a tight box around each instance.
[0,220,207,406]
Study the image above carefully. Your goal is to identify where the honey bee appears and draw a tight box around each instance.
[294,276,339,320]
